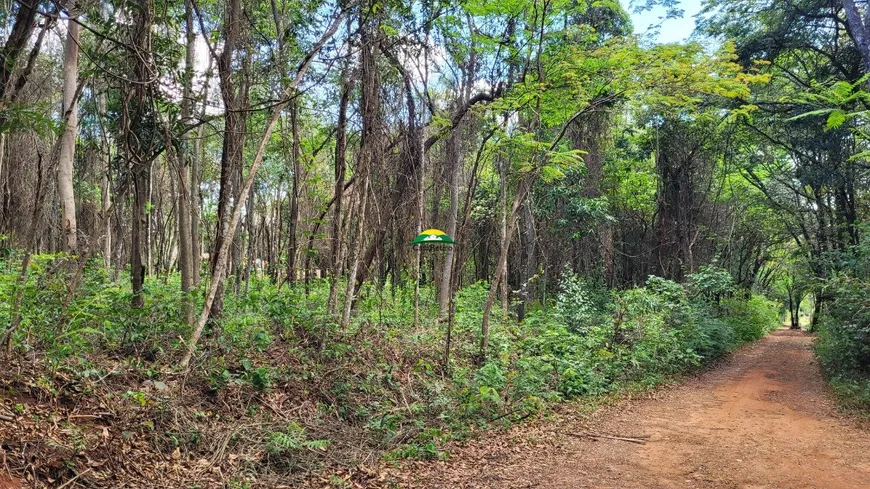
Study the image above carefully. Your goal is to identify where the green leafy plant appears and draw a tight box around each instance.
[266,422,329,455]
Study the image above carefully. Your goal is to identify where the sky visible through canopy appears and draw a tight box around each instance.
[625,0,703,43]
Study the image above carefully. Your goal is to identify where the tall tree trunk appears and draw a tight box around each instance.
[842,0,870,74]
[0,0,39,115]
[340,22,381,328]
[126,0,155,309]
[480,176,533,363]
[327,72,352,315]
[497,154,509,317]
[0,134,5,211]
[518,199,536,320]
[412,126,425,330]
[57,14,80,254]
[439,31,477,319]
[98,91,112,275]
[131,164,150,308]
[286,99,301,284]
[244,189,255,294]
[602,224,614,286]
[341,175,369,329]
[191,55,213,287]
[211,0,248,317]
[177,0,197,325]
[438,126,462,319]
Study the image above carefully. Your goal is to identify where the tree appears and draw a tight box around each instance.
[57,3,80,254]
[180,3,347,368]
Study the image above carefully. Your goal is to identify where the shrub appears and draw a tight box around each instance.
[688,265,735,302]
[555,271,609,334]
[813,274,870,408]
[525,272,772,403]
[688,308,737,360]
[720,294,781,343]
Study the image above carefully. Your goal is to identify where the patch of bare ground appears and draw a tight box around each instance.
[377,329,870,489]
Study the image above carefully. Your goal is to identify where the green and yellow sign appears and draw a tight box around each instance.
[412,229,456,245]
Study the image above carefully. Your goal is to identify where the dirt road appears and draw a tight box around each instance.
[396,329,870,489]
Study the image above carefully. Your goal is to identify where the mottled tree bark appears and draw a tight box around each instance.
[57,12,80,253]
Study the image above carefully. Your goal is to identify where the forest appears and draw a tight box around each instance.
[1,0,869,487]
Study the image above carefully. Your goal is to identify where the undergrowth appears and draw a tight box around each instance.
[815,274,870,411]
[812,233,870,412]
[0,253,781,487]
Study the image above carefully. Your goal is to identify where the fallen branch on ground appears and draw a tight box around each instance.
[567,432,649,444]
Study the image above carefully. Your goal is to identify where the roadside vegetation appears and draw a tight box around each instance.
[811,236,870,410]
[0,251,779,486]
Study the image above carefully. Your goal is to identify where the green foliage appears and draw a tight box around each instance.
[0,252,188,363]
[687,312,737,360]
[0,250,782,465]
[555,270,608,334]
[719,295,781,343]
[815,272,870,409]
[123,390,147,407]
[266,422,329,455]
[688,265,736,301]
[473,271,777,416]
[240,359,274,392]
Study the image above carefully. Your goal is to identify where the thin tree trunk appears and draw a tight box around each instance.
[286,99,301,284]
[191,55,213,287]
[244,189,255,294]
[180,7,347,369]
[271,170,284,282]
[327,72,352,314]
[97,91,112,274]
[413,150,425,329]
[438,127,461,319]
[602,223,614,286]
[0,134,5,212]
[341,175,370,329]
[497,154,509,318]
[439,28,476,319]
[57,15,79,254]
[518,199,536,320]
[147,168,154,277]
[444,246,458,369]
[480,176,533,364]
[177,0,197,325]
[340,21,381,329]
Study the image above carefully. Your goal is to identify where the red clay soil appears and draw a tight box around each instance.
[387,329,870,489]
[0,474,24,489]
